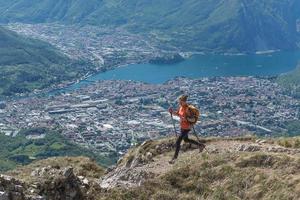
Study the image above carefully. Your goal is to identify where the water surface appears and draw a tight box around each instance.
[58,51,300,92]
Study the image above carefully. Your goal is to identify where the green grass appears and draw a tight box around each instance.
[49,142,66,150]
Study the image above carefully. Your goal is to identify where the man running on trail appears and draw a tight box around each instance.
[168,95,205,164]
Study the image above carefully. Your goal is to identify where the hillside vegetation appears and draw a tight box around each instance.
[277,65,300,98]
[0,26,92,97]
[106,153,300,200]
[0,0,299,52]
[0,129,115,172]
[97,136,300,200]
[2,136,300,200]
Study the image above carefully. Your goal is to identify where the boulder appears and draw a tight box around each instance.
[237,144,261,152]
[36,166,84,200]
[0,175,25,200]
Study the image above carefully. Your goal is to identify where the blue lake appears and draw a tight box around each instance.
[59,51,300,92]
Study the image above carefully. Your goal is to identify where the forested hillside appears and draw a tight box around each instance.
[0,26,91,96]
[0,0,299,52]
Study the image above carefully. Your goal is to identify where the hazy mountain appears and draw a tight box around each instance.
[0,26,90,96]
[0,0,300,52]
[0,0,102,23]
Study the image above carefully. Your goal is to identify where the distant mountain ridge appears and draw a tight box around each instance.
[0,0,300,52]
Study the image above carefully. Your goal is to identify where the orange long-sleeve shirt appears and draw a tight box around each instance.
[177,105,191,130]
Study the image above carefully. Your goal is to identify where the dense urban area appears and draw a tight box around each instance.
[1,23,299,158]
[6,23,186,71]
[0,76,299,156]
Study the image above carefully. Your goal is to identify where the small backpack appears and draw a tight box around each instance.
[187,105,200,125]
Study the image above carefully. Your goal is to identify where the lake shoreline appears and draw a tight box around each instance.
[2,50,299,101]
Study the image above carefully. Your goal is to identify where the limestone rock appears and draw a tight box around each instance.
[237,144,261,152]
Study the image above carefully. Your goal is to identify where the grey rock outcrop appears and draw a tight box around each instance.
[35,167,84,200]
[0,166,89,200]
[237,144,262,152]
[0,175,25,200]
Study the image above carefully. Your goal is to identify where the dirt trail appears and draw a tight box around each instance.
[100,138,300,189]
[143,139,300,176]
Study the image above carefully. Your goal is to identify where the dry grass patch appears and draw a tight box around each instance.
[98,151,300,200]
[276,137,300,149]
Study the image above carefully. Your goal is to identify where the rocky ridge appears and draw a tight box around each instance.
[1,136,300,199]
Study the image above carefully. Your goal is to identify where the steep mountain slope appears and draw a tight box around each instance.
[98,136,300,200]
[92,0,300,52]
[0,0,102,23]
[277,65,300,98]
[0,0,299,52]
[1,136,300,200]
[0,26,67,67]
[0,26,91,96]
